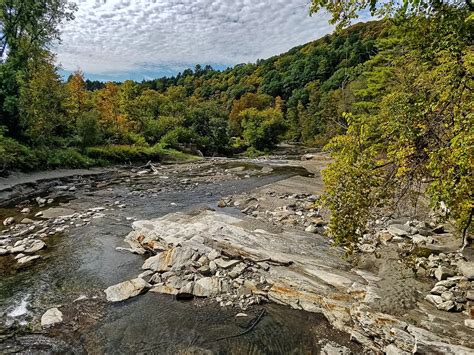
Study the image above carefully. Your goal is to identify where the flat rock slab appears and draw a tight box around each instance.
[40,208,76,219]
[104,278,150,302]
[122,209,474,353]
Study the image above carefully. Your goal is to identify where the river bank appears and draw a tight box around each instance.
[0,153,472,353]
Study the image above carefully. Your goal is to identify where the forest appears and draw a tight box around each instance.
[0,0,472,245]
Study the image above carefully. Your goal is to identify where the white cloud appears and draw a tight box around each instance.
[56,0,334,77]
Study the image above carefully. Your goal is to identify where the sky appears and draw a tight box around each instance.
[56,0,336,81]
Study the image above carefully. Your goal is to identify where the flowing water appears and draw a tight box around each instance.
[0,159,355,354]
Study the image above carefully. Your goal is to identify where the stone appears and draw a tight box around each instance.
[36,197,47,205]
[217,200,226,208]
[197,265,212,276]
[387,224,411,237]
[41,308,63,327]
[305,225,318,233]
[378,232,393,245]
[425,294,443,306]
[214,258,241,270]
[320,341,351,355]
[20,218,34,224]
[179,281,194,295]
[40,208,75,219]
[228,263,247,279]
[466,290,474,301]
[430,285,447,295]
[3,217,15,226]
[20,208,31,214]
[384,344,410,355]
[465,319,474,329]
[142,246,194,272]
[0,248,8,255]
[434,266,455,281]
[435,279,457,288]
[235,313,248,317]
[104,278,150,302]
[24,240,46,254]
[17,255,41,266]
[440,291,454,301]
[150,284,179,295]
[412,235,428,244]
[208,249,220,261]
[359,244,376,253]
[436,300,455,312]
[458,262,474,280]
[193,277,220,297]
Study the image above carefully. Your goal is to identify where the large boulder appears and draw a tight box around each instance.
[142,246,194,272]
[193,277,220,297]
[104,278,150,302]
[458,262,474,280]
[41,308,63,327]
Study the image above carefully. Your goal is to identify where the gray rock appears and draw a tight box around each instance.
[320,341,351,355]
[208,249,220,261]
[20,218,34,224]
[435,279,457,288]
[3,217,15,226]
[0,248,8,255]
[229,263,247,279]
[387,224,411,237]
[214,258,241,270]
[20,208,31,214]
[193,277,220,297]
[412,235,428,245]
[434,266,455,281]
[430,285,447,295]
[179,281,194,295]
[441,291,454,301]
[458,262,474,280]
[436,300,455,312]
[425,294,443,305]
[40,208,75,219]
[359,244,376,253]
[41,308,63,327]
[305,225,318,233]
[466,290,474,301]
[465,319,474,329]
[24,240,46,254]
[142,246,194,272]
[104,278,150,302]
[150,283,178,295]
[17,255,41,265]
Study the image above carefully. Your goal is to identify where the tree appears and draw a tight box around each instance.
[240,107,287,151]
[321,4,473,247]
[310,0,473,29]
[0,0,76,58]
[0,0,76,138]
[18,52,68,146]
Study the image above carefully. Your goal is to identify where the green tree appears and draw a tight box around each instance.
[240,107,287,151]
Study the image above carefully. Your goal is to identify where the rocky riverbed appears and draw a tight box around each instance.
[0,153,473,353]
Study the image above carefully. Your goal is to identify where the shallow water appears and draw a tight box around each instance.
[0,160,354,353]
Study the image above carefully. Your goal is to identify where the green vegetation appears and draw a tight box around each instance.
[1,2,384,173]
[310,0,473,246]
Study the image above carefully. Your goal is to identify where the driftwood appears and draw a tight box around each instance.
[212,308,266,342]
[137,160,159,173]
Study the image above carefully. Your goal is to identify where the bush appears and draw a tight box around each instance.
[160,127,199,149]
[76,111,101,149]
[143,116,183,144]
[47,148,95,168]
[240,107,287,150]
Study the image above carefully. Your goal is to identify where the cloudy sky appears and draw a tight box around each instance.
[56,0,335,81]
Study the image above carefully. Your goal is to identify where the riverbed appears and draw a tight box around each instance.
[0,158,357,353]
